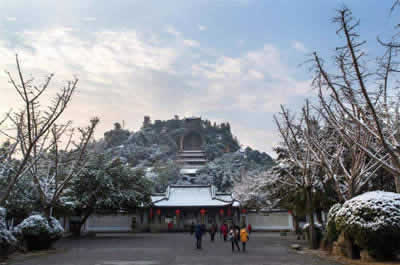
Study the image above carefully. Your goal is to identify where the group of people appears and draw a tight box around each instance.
[191,222,252,252]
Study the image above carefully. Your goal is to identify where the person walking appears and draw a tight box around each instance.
[221,223,228,241]
[240,226,249,252]
[195,224,204,249]
[247,223,252,234]
[190,221,195,235]
[210,223,217,242]
[229,226,241,252]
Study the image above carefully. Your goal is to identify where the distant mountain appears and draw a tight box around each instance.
[95,116,275,192]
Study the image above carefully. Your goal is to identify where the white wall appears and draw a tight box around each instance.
[86,214,136,232]
[247,211,294,231]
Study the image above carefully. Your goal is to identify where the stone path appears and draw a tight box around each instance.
[7,233,341,265]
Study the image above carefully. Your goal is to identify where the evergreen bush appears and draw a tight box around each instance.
[334,191,400,259]
[326,203,341,243]
[14,215,64,251]
[0,207,18,258]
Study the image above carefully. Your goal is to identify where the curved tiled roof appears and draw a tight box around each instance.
[151,185,239,207]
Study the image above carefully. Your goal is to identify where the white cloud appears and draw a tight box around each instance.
[183,39,200,47]
[247,69,264,80]
[83,17,96,22]
[191,44,312,113]
[0,27,312,155]
[292,41,308,53]
[166,26,181,38]
[5,17,16,22]
[198,25,207,31]
[233,125,280,157]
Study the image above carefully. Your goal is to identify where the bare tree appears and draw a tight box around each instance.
[0,55,92,205]
[311,7,400,192]
[302,99,381,202]
[274,105,321,249]
[29,118,99,216]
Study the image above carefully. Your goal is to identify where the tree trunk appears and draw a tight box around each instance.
[292,214,301,239]
[73,210,93,237]
[306,187,318,249]
[344,232,360,259]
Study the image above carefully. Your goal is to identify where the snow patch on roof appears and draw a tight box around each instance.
[152,185,234,207]
[180,168,198,175]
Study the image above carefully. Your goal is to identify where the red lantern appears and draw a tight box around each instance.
[175,209,181,216]
[156,209,161,215]
[219,209,224,216]
[241,208,247,214]
[227,208,231,216]
[149,208,153,219]
[200,208,206,216]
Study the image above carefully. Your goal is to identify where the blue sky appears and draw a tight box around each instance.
[0,1,397,156]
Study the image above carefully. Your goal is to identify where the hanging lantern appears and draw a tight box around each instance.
[227,208,231,216]
[156,209,161,215]
[241,208,247,214]
[149,208,153,219]
[200,208,206,216]
[219,209,224,216]
[175,209,181,216]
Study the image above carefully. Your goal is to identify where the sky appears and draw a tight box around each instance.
[0,1,397,157]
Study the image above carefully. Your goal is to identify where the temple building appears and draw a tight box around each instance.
[81,117,294,233]
[177,117,207,176]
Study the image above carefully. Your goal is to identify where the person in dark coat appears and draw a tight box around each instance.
[190,222,195,235]
[210,223,217,242]
[195,224,204,249]
[229,226,241,252]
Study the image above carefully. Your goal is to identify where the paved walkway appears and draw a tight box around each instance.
[7,233,341,265]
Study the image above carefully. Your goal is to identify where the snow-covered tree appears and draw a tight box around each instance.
[274,106,323,249]
[64,153,152,235]
[26,118,99,216]
[311,7,400,192]
[232,169,279,209]
[302,101,381,202]
[0,55,92,206]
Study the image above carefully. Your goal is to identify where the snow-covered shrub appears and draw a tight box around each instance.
[15,215,64,250]
[0,207,5,230]
[327,203,342,223]
[326,203,342,243]
[0,207,18,258]
[334,191,400,259]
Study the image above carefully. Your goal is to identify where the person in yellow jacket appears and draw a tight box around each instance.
[240,226,249,252]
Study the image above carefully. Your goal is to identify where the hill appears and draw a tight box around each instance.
[95,116,274,192]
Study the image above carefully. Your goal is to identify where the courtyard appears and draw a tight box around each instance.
[6,233,340,265]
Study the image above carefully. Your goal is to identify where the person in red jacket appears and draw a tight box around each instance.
[247,223,252,234]
[168,221,173,232]
[221,223,228,241]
